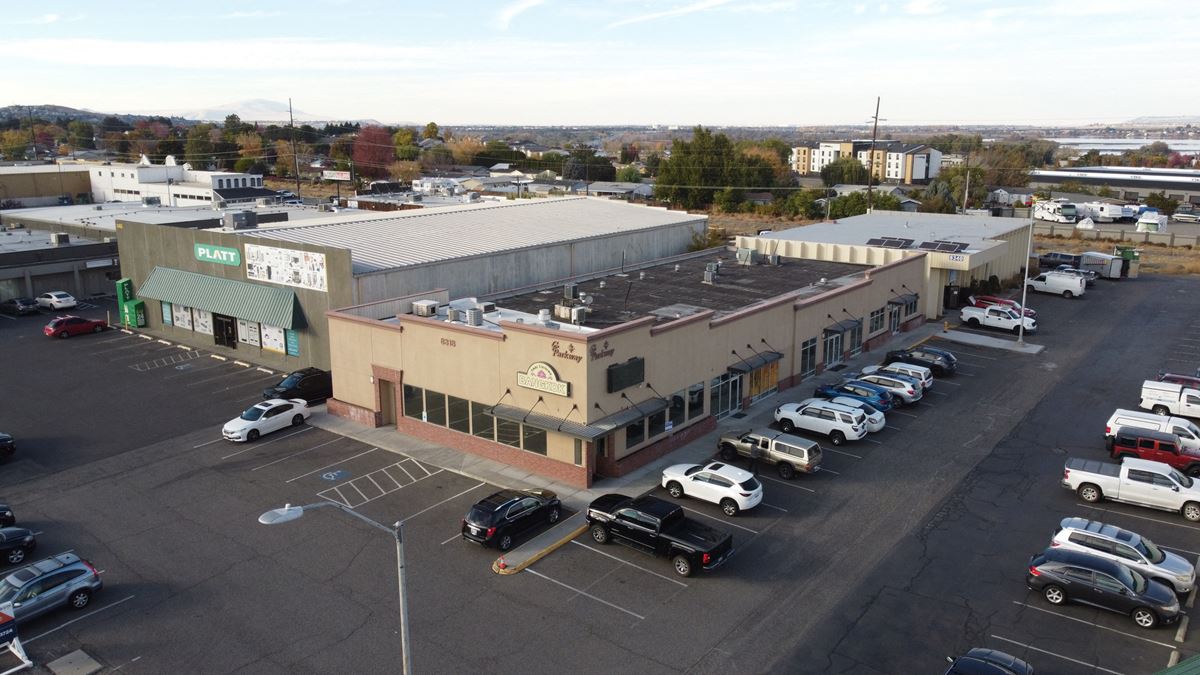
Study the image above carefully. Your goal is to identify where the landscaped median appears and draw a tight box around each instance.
[492,512,588,575]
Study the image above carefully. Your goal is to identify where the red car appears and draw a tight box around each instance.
[44,315,107,338]
[968,295,1037,318]
[1159,371,1200,389]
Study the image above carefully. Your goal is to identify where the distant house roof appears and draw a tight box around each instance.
[418,138,444,149]
[586,181,654,197]
[213,187,278,201]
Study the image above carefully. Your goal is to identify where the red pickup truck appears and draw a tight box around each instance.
[1110,427,1200,476]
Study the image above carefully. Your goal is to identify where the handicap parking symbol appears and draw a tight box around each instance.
[321,470,349,481]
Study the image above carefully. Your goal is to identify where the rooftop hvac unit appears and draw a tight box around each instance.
[736,248,755,265]
[92,205,103,211]
[141,196,161,207]
[256,198,273,207]
[553,303,574,321]
[478,302,496,314]
[465,308,483,326]
[413,300,438,317]
[702,270,715,285]
[570,306,587,325]
[50,232,70,246]
[317,203,334,212]
[705,262,719,274]
[446,308,461,323]
[563,282,578,300]
[767,254,780,266]
[223,211,257,230]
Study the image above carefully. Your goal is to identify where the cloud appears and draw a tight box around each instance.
[853,3,867,13]
[496,0,545,30]
[607,0,737,28]
[727,1,797,12]
[219,10,284,19]
[903,0,942,14]
[11,13,83,25]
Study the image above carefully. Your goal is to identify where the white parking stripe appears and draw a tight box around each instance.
[1078,504,1200,531]
[989,635,1125,675]
[679,505,758,534]
[286,447,377,483]
[757,474,816,493]
[330,487,351,507]
[25,594,137,644]
[221,426,313,459]
[380,467,405,489]
[524,568,644,620]
[928,391,949,396]
[250,436,347,471]
[885,425,904,431]
[366,474,386,494]
[570,540,689,587]
[759,502,788,513]
[1162,545,1200,557]
[193,438,223,449]
[823,447,863,459]
[403,482,485,522]
[0,313,15,320]
[441,533,463,546]
[1011,601,1179,649]
[817,466,839,475]
[393,461,417,483]
[936,380,962,386]
[890,410,919,418]
[859,438,882,446]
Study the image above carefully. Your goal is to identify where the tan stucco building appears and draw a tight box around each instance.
[327,249,929,488]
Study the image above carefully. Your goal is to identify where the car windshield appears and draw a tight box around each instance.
[0,581,17,604]
[240,406,266,421]
[279,373,304,388]
[857,402,880,415]
[1137,537,1166,564]
[684,466,703,477]
[1170,469,1194,488]
[739,477,760,491]
[1128,568,1147,594]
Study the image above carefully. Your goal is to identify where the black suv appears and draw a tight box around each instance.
[1026,547,1180,629]
[461,489,561,551]
[263,368,332,403]
[885,347,956,376]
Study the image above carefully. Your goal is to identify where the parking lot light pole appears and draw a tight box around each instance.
[259,502,413,675]
[1017,216,1034,345]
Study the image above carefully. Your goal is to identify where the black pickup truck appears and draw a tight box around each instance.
[585,494,734,577]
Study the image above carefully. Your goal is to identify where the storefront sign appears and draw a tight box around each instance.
[194,243,241,266]
[194,310,213,335]
[261,324,286,353]
[322,170,352,181]
[517,362,571,397]
[285,329,301,356]
[589,340,615,361]
[237,318,261,347]
[172,304,194,331]
[550,340,583,363]
[245,244,327,292]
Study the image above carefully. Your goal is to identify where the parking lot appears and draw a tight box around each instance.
[4,272,1199,673]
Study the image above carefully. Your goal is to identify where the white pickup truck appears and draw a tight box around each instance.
[1062,456,1200,521]
[959,305,1037,334]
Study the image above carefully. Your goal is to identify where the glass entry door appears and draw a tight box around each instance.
[889,305,902,334]
[823,331,843,367]
[214,314,238,348]
[709,373,742,420]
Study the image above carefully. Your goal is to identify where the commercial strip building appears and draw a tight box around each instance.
[1030,167,1200,205]
[738,212,1034,318]
[0,226,118,300]
[87,156,275,207]
[0,164,92,207]
[77,197,705,371]
[325,247,928,488]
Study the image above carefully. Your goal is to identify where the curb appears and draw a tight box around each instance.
[492,521,587,575]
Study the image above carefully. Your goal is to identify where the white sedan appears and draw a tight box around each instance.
[661,461,762,516]
[36,291,76,310]
[830,396,886,433]
[222,398,310,442]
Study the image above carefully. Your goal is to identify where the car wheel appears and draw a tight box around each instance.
[59,331,69,339]
[498,533,514,551]
[547,507,560,524]
[93,325,103,333]
[666,481,684,499]
[1043,584,1066,605]
[1154,405,1170,416]
[69,589,91,610]
[1132,607,1158,629]
[589,524,609,544]
[6,548,25,565]
[1183,502,1200,522]
[1011,326,1021,335]
[671,554,694,577]
[967,318,980,327]
[777,463,795,480]
[292,414,304,426]
[780,419,794,433]
[1063,290,1074,299]
[247,429,260,442]
[719,443,737,461]
[830,431,845,446]
[1189,466,1200,478]
[1077,483,1102,503]
[720,499,739,517]
[1026,284,1035,293]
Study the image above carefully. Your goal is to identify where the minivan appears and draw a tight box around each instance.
[1106,409,1200,452]
[863,362,934,390]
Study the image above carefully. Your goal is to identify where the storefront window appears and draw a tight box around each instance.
[648,410,666,438]
[869,307,885,334]
[403,385,424,420]
[470,402,494,440]
[800,337,817,378]
[669,392,686,428]
[425,390,447,426]
[496,419,521,448]
[687,382,704,420]
[625,419,645,449]
[447,396,470,433]
[904,297,919,316]
[522,426,547,455]
[574,439,583,466]
[847,322,863,357]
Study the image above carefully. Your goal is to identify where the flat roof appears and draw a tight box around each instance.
[496,249,866,327]
[759,212,1030,253]
[0,227,102,253]
[239,197,705,275]
[4,202,333,232]
[0,163,91,175]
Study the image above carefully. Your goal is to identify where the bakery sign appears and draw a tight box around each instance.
[516,362,570,397]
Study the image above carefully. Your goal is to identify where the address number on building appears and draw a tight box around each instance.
[948,254,966,262]
[440,338,456,347]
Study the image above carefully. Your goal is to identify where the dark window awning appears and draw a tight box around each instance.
[888,293,918,306]
[823,319,861,335]
[138,266,306,329]
[728,351,783,374]
[486,397,670,441]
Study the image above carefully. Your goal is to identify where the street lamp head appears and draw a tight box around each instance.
[259,503,305,525]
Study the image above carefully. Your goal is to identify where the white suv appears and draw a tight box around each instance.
[661,461,763,516]
[1052,517,1196,594]
[774,399,867,446]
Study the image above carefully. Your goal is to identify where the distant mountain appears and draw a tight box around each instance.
[166,99,325,123]
[1123,115,1200,126]
[0,104,187,125]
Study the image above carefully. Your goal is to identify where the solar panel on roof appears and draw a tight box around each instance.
[865,238,887,246]
[916,241,941,251]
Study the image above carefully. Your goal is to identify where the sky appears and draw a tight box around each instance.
[1,0,1197,127]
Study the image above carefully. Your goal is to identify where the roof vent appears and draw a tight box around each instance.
[598,280,606,289]
[538,308,552,323]
[639,271,647,280]
[674,264,681,272]
[702,270,715,285]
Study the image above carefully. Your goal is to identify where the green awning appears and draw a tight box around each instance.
[138,266,305,329]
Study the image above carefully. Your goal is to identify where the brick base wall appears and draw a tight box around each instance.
[328,398,383,427]
[597,416,717,478]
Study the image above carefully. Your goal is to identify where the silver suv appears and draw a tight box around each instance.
[1052,517,1195,594]
[0,553,103,622]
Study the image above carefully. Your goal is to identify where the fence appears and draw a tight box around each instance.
[1033,223,1194,248]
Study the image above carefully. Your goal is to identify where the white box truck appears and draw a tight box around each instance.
[1141,380,1200,418]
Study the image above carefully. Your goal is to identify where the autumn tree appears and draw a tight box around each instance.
[274,139,296,177]
[388,161,422,182]
[67,121,95,149]
[0,129,27,159]
[352,125,396,178]
[615,166,642,183]
[422,122,439,140]
[236,132,264,160]
[448,136,485,165]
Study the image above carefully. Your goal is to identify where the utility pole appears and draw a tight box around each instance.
[866,96,881,212]
[289,98,301,199]
[961,153,971,213]
[27,107,36,160]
